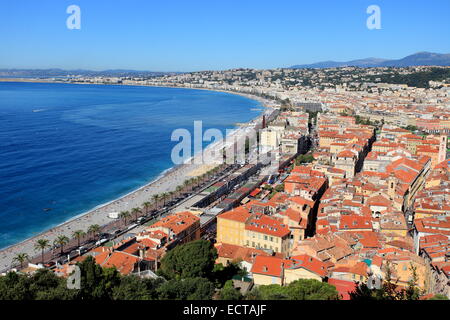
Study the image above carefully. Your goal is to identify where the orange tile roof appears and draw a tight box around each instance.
[219,206,252,223]
[245,214,290,238]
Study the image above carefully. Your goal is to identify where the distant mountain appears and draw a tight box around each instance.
[290,52,450,69]
[0,68,180,78]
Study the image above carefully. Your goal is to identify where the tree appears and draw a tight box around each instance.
[112,275,164,300]
[405,263,421,300]
[152,194,160,208]
[119,211,131,226]
[274,183,284,193]
[131,207,141,222]
[429,294,449,300]
[219,280,243,300]
[88,224,101,241]
[157,277,215,300]
[159,240,218,280]
[143,201,151,214]
[0,268,76,300]
[210,262,246,288]
[286,279,340,300]
[295,154,314,166]
[12,253,29,269]
[72,230,86,248]
[246,279,339,300]
[161,193,170,206]
[34,239,50,264]
[76,256,121,300]
[350,262,423,301]
[53,235,69,255]
[175,185,183,196]
[168,191,175,202]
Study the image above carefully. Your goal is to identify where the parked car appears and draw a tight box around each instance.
[95,238,108,246]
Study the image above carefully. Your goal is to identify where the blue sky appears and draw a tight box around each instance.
[1,0,449,71]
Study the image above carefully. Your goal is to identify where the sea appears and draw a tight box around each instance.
[0,82,262,249]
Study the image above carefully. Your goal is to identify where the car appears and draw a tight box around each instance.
[95,238,108,246]
[126,223,138,231]
[44,261,56,268]
[100,232,110,238]
[78,246,88,254]
[137,217,146,224]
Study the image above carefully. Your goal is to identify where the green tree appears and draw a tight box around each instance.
[12,253,29,269]
[219,280,243,300]
[131,207,141,222]
[119,211,131,226]
[76,256,121,300]
[157,277,215,300]
[274,183,285,193]
[350,262,423,301]
[34,239,50,264]
[295,154,314,166]
[88,224,101,241]
[143,201,152,214]
[72,230,86,248]
[112,275,164,300]
[286,279,340,300]
[246,279,339,300]
[152,194,160,208]
[429,294,449,300]
[210,262,246,288]
[159,240,218,280]
[53,235,69,255]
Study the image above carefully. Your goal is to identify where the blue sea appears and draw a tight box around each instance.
[0,82,261,249]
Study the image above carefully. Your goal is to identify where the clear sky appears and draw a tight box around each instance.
[1,0,449,72]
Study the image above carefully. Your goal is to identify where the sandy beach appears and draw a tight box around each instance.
[0,81,275,272]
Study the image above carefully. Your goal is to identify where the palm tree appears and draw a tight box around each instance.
[176,185,183,196]
[143,201,151,214]
[72,230,86,248]
[168,191,175,202]
[119,211,131,226]
[161,193,168,206]
[183,179,190,192]
[152,194,160,209]
[131,207,141,221]
[88,224,101,241]
[53,235,69,256]
[12,253,29,269]
[34,239,50,264]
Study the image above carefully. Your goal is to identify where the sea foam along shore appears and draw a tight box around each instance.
[0,83,275,273]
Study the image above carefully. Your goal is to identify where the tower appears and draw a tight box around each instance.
[388,173,397,200]
[438,135,448,164]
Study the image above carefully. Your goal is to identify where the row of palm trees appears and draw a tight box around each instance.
[145,166,223,212]
[11,165,225,270]
[12,223,102,269]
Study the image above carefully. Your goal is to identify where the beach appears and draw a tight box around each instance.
[0,81,275,272]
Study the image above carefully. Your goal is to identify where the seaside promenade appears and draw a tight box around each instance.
[0,89,275,273]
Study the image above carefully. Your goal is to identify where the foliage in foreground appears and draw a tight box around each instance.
[245,279,340,300]
[0,240,239,300]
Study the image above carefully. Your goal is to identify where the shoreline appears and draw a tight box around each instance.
[0,80,275,272]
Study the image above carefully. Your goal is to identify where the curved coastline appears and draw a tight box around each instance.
[0,81,274,272]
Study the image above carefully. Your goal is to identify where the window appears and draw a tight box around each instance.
[264,235,268,241]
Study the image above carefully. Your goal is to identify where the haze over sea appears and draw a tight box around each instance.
[0,82,261,249]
